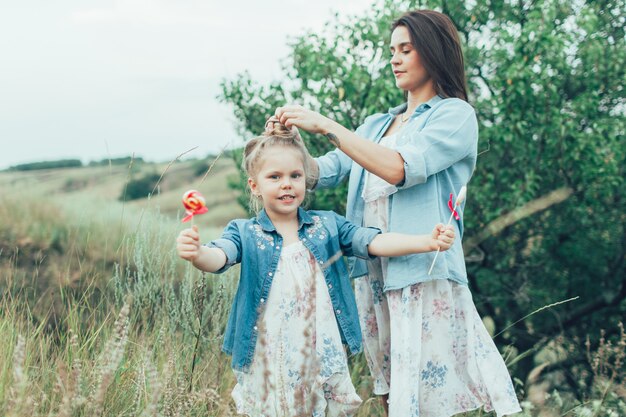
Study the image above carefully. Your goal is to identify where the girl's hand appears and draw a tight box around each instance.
[431,224,455,251]
[274,104,332,134]
[176,225,201,261]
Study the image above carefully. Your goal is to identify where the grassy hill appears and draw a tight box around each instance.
[0,156,246,332]
[0,157,255,416]
[0,157,246,230]
[0,156,247,312]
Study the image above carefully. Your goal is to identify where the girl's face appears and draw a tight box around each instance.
[389,25,431,93]
[248,146,306,222]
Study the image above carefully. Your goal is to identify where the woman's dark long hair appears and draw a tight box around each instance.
[392,10,468,101]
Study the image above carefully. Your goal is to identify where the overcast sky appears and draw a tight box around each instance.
[0,0,374,169]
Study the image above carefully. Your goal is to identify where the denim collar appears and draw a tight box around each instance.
[256,207,315,232]
[388,94,443,116]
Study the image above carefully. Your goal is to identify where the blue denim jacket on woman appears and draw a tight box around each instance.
[207,207,381,371]
[316,95,478,291]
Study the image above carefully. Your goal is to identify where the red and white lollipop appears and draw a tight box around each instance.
[181,190,208,223]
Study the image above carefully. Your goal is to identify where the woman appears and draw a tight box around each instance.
[271,9,521,417]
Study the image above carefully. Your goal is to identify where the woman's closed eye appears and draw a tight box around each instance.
[390,47,412,56]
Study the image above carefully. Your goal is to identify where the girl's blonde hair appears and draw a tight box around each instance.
[243,124,318,213]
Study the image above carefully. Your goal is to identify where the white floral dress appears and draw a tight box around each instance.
[232,241,362,417]
[354,134,522,417]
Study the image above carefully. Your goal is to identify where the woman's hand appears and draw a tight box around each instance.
[176,225,201,261]
[431,224,455,251]
[265,116,304,140]
[274,104,333,134]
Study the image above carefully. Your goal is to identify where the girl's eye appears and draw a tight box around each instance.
[291,173,302,179]
[269,175,279,180]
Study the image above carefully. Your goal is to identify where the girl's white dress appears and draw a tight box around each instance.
[232,241,362,417]
[355,133,522,417]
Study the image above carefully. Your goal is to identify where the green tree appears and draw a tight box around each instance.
[220,0,625,403]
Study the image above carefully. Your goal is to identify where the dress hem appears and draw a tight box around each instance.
[443,403,522,417]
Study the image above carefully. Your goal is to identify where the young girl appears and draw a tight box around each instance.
[176,124,455,417]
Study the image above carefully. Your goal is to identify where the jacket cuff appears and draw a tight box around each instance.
[352,227,382,260]
[205,239,238,274]
[395,144,427,189]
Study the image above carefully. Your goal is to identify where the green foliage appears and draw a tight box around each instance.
[191,154,222,177]
[220,0,626,402]
[192,159,210,177]
[455,0,625,393]
[9,159,82,171]
[120,172,161,201]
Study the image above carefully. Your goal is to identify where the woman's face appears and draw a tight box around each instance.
[389,25,431,93]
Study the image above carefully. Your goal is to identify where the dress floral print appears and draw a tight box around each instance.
[381,280,521,416]
[232,241,361,416]
[354,133,521,417]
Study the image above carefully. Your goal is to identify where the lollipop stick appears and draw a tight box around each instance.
[427,250,440,276]
[445,211,456,226]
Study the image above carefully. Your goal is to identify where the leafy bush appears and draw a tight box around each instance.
[120,173,161,201]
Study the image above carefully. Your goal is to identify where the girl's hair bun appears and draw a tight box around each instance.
[264,122,293,138]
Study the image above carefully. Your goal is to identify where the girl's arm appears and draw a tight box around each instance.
[176,226,227,272]
[367,224,454,257]
[191,246,228,273]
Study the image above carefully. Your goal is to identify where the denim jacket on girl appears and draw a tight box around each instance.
[206,207,381,371]
[316,95,478,291]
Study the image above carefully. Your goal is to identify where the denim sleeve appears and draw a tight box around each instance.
[315,121,370,190]
[204,220,242,274]
[394,99,478,189]
[334,213,381,260]
[315,148,353,190]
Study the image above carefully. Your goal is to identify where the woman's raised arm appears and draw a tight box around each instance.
[274,105,406,185]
